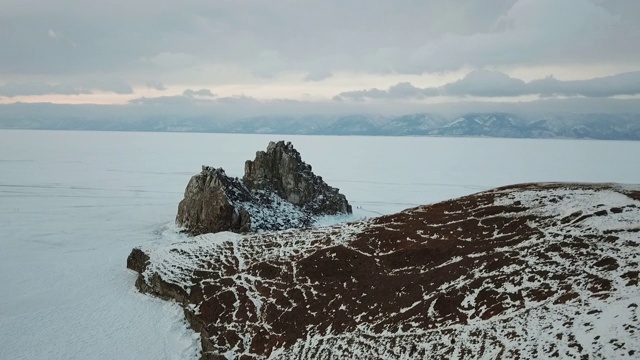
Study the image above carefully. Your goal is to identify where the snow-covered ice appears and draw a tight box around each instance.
[1,130,639,359]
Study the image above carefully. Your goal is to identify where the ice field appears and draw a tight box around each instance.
[1,130,639,359]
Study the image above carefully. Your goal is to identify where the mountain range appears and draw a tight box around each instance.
[2,110,640,140]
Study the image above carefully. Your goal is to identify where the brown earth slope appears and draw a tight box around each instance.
[128,183,640,359]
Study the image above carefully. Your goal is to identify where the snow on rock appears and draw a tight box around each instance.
[129,183,640,359]
[175,141,352,235]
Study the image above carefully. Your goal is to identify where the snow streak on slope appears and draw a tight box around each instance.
[278,184,640,359]
[132,183,640,359]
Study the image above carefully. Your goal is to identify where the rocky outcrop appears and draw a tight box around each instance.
[126,248,149,274]
[175,141,351,235]
[175,167,253,235]
[132,183,640,359]
[244,141,351,215]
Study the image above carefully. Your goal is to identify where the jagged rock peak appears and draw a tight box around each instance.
[201,165,224,175]
[175,141,351,235]
[244,141,352,215]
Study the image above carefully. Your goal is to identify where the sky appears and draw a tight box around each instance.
[1,0,639,115]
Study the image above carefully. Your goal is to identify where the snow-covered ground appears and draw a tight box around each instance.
[1,130,639,359]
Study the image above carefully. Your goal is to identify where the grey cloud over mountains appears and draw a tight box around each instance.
[127,88,215,105]
[0,82,92,97]
[145,81,167,91]
[182,88,215,97]
[527,72,640,97]
[335,71,640,100]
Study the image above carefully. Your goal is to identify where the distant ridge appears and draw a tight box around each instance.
[2,111,640,140]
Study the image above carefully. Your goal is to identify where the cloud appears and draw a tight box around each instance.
[251,50,289,78]
[399,0,624,73]
[82,78,133,94]
[146,81,166,91]
[130,89,218,106]
[389,82,440,98]
[1,0,637,82]
[48,29,61,40]
[441,70,528,97]
[528,72,640,97]
[127,94,269,115]
[335,70,640,100]
[304,70,333,82]
[334,82,440,101]
[129,95,204,106]
[47,28,77,48]
[182,88,215,97]
[139,52,203,69]
[0,82,91,97]
[7,95,640,123]
[0,79,133,97]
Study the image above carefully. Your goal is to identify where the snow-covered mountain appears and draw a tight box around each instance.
[129,182,640,359]
[430,113,530,138]
[320,114,388,135]
[377,113,448,135]
[226,116,331,135]
[2,110,640,140]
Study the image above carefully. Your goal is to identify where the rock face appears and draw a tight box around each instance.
[244,141,351,215]
[131,183,640,359]
[175,141,351,235]
[175,167,253,235]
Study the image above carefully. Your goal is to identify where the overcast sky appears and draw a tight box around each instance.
[1,0,639,113]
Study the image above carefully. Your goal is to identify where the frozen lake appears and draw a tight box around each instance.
[1,130,639,359]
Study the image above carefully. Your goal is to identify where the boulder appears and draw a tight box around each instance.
[175,142,351,235]
[126,248,149,273]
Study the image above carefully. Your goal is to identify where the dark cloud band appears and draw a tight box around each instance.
[335,71,640,100]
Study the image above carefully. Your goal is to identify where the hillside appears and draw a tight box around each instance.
[128,183,640,359]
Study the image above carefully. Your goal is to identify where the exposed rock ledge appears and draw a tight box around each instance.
[129,183,640,359]
[175,141,351,235]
